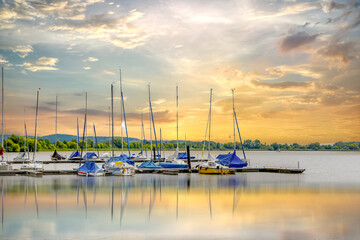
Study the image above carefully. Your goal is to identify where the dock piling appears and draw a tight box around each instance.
[186,146,191,169]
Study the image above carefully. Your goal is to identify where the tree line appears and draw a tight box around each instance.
[0,134,359,152]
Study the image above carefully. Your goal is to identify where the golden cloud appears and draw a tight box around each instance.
[21,56,58,72]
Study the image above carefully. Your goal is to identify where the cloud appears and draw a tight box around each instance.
[0,44,33,58]
[104,70,115,75]
[152,99,166,105]
[251,80,313,90]
[0,0,103,22]
[10,45,34,58]
[266,64,322,79]
[50,9,150,49]
[63,108,107,117]
[83,57,99,62]
[21,57,58,72]
[249,2,318,20]
[317,41,358,69]
[280,32,319,53]
[0,55,8,64]
[189,15,232,24]
[126,110,175,123]
[322,1,347,13]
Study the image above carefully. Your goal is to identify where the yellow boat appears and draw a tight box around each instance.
[198,162,230,175]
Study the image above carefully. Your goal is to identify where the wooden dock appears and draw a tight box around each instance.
[0,167,305,176]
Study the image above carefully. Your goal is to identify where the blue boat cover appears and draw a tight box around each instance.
[77,161,103,173]
[69,150,82,159]
[160,162,188,169]
[83,152,98,159]
[177,152,195,159]
[107,154,135,166]
[138,160,161,169]
[216,150,248,168]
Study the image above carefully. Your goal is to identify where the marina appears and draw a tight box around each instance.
[0,0,359,239]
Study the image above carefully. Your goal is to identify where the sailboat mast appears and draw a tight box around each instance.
[208,89,212,155]
[120,69,124,154]
[185,134,187,149]
[234,110,247,159]
[76,117,79,151]
[160,128,162,160]
[111,84,115,159]
[176,85,179,150]
[33,90,39,162]
[141,113,147,157]
[148,84,160,158]
[80,92,87,165]
[108,106,111,151]
[201,103,211,156]
[24,108,29,158]
[25,120,29,159]
[1,67,4,157]
[141,113,143,155]
[149,92,152,159]
[55,95,58,150]
[85,92,87,154]
[93,122,99,158]
[119,68,131,157]
[232,89,235,151]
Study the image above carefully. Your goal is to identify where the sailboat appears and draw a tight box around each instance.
[13,111,30,161]
[68,117,83,161]
[77,92,103,177]
[161,85,188,169]
[0,67,12,170]
[20,89,44,172]
[103,80,135,176]
[81,92,98,160]
[138,84,161,169]
[198,89,229,174]
[76,161,103,176]
[216,89,247,168]
[51,95,66,160]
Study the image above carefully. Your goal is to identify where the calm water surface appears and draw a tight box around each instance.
[1,151,359,239]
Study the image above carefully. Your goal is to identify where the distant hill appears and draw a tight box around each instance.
[0,134,139,143]
[39,134,140,143]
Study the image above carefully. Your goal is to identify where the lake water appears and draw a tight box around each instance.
[1,151,360,239]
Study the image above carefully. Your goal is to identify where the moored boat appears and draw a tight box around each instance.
[197,89,230,175]
[160,86,188,169]
[77,161,104,176]
[216,89,248,169]
[51,149,66,160]
[20,89,43,172]
[50,95,66,161]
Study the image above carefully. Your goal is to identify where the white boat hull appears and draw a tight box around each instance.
[0,162,12,171]
[111,167,135,176]
[20,163,44,171]
[77,171,104,177]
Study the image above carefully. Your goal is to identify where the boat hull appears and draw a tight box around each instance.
[0,163,12,171]
[20,163,44,171]
[198,166,230,175]
[77,171,104,177]
[111,167,135,176]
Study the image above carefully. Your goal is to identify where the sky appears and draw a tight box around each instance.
[0,0,359,144]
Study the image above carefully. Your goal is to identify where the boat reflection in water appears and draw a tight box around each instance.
[0,174,360,239]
